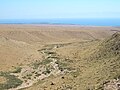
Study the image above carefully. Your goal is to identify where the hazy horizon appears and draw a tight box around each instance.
[0,0,120,26]
[0,18,120,26]
[0,0,120,19]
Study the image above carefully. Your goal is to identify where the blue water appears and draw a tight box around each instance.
[0,18,120,26]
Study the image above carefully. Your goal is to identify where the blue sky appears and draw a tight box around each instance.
[0,0,120,19]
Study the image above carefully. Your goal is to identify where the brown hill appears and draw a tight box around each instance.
[91,32,120,60]
[0,25,120,90]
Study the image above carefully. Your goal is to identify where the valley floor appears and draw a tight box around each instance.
[0,25,120,90]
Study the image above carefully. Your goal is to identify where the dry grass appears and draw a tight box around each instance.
[0,25,120,90]
[24,32,120,90]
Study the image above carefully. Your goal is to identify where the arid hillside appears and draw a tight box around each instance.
[0,25,120,90]
[0,25,118,43]
[0,25,117,70]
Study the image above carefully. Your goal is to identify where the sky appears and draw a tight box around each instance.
[0,0,120,19]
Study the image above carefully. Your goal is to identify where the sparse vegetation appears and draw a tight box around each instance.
[42,68,51,75]
[55,60,68,71]
[32,61,41,69]
[12,67,22,73]
[0,25,120,90]
[40,58,53,65]
[0,72,23,90]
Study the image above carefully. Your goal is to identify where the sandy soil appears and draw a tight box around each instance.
[0,24,120,90]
